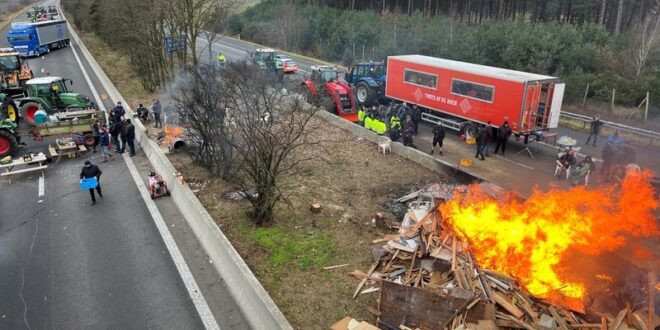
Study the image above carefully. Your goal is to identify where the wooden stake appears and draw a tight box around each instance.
[582,84,590,108]
[451,234,458,271]
[644,91,650,123]
[406,247,418,284]
[600,316,607,330]
[649,272,656,330]
[611,89,616,111]
[353,259,380,299]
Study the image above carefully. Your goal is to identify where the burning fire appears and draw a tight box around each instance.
[163,126,184,146]
[595,274,613,282]
[440,171,658,303]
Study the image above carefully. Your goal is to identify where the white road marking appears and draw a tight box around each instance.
[492,154,535,170]
[123,153,220,330]
[64,21,106,113]
[38,175,44,197]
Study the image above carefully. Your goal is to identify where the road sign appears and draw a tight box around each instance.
[165,34,187,55]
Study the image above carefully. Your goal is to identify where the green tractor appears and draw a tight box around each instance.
[0,118,19,158]
[249,48,284,81]
[18,76,96,126]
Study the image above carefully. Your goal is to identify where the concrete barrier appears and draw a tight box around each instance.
[64,15,293,330]
[312,109,486,183]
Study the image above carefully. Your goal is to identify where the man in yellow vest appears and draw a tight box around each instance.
[364,113,373,131]
[217,52,226,66]
[357,106,366,127]
[389,115,401,141]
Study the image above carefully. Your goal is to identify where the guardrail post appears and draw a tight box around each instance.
[644,91,649,123]
[611,89,616,111]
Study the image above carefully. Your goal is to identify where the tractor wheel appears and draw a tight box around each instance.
[0,129,18,158]
[82,133,96,147]
[460,122,477,139]
[6,103,18,123]
[21,101,41,127]
[321,96,338,115]
[355,81,377,106]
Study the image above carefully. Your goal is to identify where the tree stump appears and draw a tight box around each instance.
[310,203,321,214]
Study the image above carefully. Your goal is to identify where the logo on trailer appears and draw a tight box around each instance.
[459,99,471,114]
[414,88,423,103]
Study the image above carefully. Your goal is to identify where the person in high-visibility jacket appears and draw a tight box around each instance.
[357,106,366,127]
[389,116,401,141]
[364,114,373,131]
[372,118,387,135]
[217,53,226,65]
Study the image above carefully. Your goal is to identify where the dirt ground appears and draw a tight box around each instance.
[167,117,446,329]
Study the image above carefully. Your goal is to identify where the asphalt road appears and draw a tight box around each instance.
[0,2,234,329]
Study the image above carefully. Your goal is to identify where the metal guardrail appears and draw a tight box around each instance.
[561,111,660,144]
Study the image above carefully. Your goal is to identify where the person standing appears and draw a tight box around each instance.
[99,125,113,162]
[113,101,125,123]
[109,117,122,153]
[91,119,100,153]
[119,117,128,154]
[494,121,512,155]
[124,118,136,156]
[585,115,603,147]
[80,160,102,205]
[431,123,445,156]
[475,125,486,160]
[152,99,162,129]
[357,106,366,127]
[411,104,421,135]
[484,121,494,156]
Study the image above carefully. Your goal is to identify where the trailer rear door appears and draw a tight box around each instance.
[547,83,565,129]
[520,84,541,133]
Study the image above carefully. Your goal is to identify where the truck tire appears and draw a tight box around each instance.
[21,101,41,127]
[82,133,96,147]
[6,103,18,123]
[460,122,477,139]
[356,81,376,105]
[0,129,18,158]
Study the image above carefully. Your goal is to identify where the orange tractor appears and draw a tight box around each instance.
[303,65,358,123]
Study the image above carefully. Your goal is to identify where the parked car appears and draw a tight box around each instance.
[280,58,298,73]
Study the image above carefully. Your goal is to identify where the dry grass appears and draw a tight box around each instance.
[73,26,447,329]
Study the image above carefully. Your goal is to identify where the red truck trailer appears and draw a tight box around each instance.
[385,55,564,136]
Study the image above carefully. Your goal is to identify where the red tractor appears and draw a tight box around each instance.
[303,65,358,123]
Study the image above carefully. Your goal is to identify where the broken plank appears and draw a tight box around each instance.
[569,324,606,329]
[608,309,626,330]
[353,260,380,299]
[492,291,524,319]
[324,264,349,270]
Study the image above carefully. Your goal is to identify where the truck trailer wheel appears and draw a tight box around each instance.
[355,81,376,105]
[460,122,477,139]
[21,101,41,127]
[82,133,96,147]
[0,129,18,158]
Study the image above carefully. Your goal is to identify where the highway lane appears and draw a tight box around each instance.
[0,3,220,329]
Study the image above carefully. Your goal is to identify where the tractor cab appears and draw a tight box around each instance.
[310,65,339,87]
[251,48,280,70]
[345,61,386,85]
[19,76,94,125]
[26,76,72,108]
[345,61,387,105]
[0,48,32,94]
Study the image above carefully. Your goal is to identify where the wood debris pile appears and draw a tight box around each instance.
[348,183,654,330]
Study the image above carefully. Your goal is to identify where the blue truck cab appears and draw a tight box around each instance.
[7,20,69,57]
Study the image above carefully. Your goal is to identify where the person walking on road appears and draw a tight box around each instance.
[99,125,114,162]
[475,125,486,160]
[152,99,162,129]
[494,121,512,155]
[585,115,603,147]
[411,104,421,135]
[80,160,103,205]
[431,123,445,156]
[124,118,136,156]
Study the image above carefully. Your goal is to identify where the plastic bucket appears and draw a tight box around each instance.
[34,109,48,124]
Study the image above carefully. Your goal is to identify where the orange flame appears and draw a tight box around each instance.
[163,126,184,146]
[595,274,613,281]
[440,171,658,302]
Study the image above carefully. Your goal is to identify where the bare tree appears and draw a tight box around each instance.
[172,64,235,177]
[219,61,319,226]
[632,0,660,76]
[168,0,238,67]
[615,0,625,35]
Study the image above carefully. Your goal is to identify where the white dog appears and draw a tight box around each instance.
[378,137,391,155]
